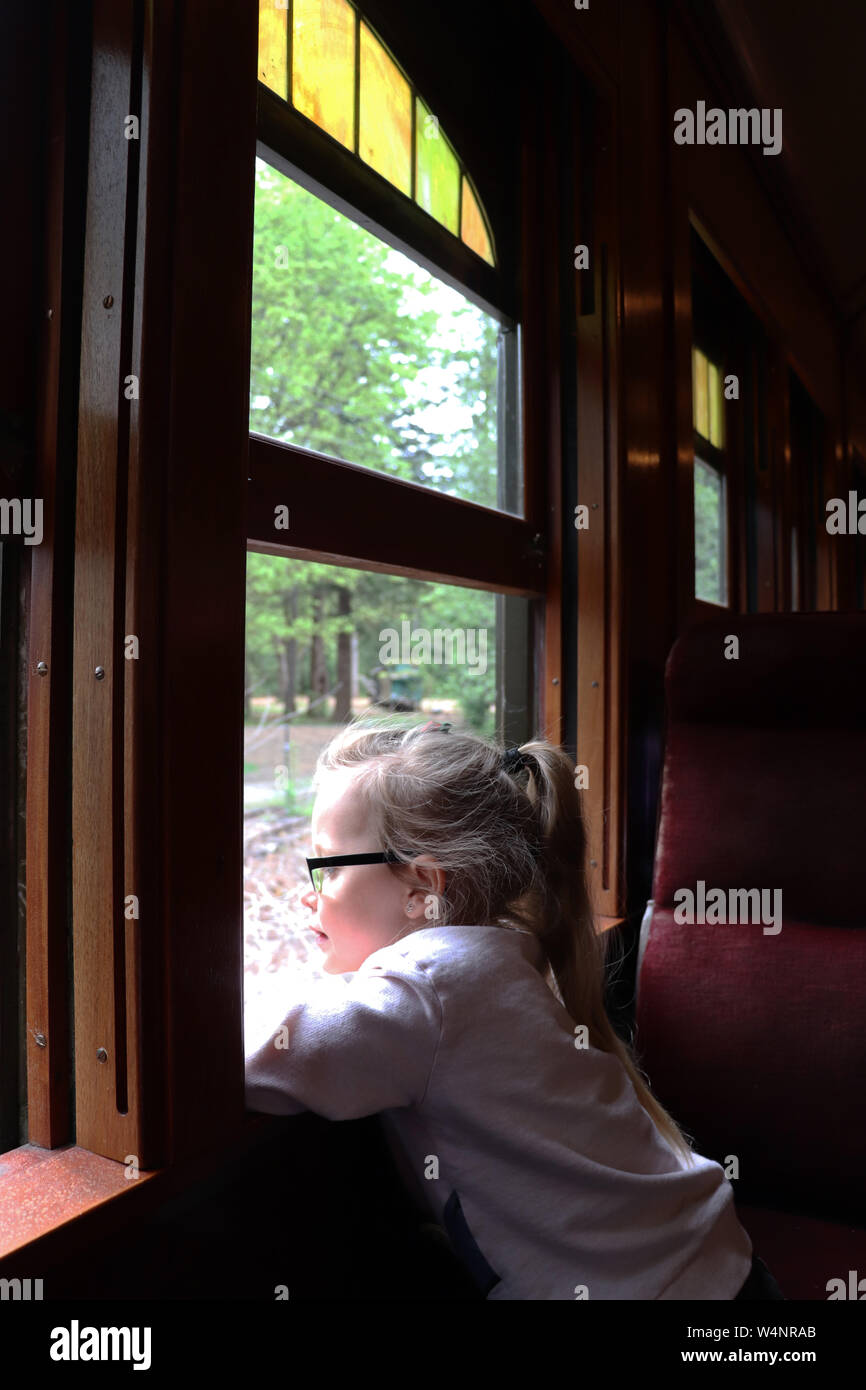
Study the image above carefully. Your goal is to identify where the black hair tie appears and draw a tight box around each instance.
[502,746,529,774]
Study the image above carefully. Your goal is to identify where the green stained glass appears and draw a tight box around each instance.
[708,360,723,448]
[258,0,288,100]
[359,22,412,195]
[692,346,709,440]
[461,175,494,266]
[292,0,356,152]
[415,97,460,235]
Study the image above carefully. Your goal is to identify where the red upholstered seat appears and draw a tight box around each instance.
[635,612,866,1301]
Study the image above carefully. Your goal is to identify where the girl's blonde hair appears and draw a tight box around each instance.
[314,716,695,1166]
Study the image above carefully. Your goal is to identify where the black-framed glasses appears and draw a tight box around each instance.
[306,850,401,894]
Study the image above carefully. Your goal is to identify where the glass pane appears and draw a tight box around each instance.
[244,556,521,1038]
[692,346,709,440]
[415,97,460,235]
[251,158,508,511]
[258,0,288,100]
[359,22,412,194]
[694,455,727,604]
[292,0,356,152]
[461,175,494,266]
[708,359,723,448]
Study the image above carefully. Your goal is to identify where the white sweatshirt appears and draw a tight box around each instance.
[244,922,753,1300]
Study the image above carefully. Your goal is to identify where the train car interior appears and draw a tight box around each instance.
[1,0,865,1333]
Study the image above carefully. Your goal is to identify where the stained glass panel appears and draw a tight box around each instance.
[708,359,723,448]
[461,175,494,266]
[260,6,498,269]
[692,346,709,440]
[258,0,288,100]
[359,22,412,195]
[293,0,356,152]
[415,97,460,235]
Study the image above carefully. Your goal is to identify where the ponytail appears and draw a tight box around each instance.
[511,741,696,1165]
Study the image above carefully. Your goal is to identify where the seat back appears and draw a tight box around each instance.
[635,612,866,1220]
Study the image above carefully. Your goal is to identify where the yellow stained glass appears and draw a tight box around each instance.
[359,22,412,195]
[461,176,494,266]
[258,0,288,100]
[415,98,460,235]
[708,360,723,448]
[293,0,356,152]
[692,346,709,440]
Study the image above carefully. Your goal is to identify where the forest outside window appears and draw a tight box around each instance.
[243,556,530,1040]
[251,158,515,512]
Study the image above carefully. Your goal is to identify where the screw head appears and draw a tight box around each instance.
[35,1032,47,1048]
[552,677,560,686]
[591,680,599,688]
[96,1048,108,1063]
[36,661,48,676]
[590,859,598,868]
[103,295,114,308]
[94,666,105,679]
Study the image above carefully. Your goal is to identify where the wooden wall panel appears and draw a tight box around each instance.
[575,91,624,917]
[668,23,841,425]
[134,0,259,1164]
[69,0,258,1167]
[617,0,679,910]
[72,0,139,1158]
[19,0,75,1149]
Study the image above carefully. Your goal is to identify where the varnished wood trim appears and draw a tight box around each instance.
[72,0,139,1158]
[24,0,75,1148]
[576,87,624,916]
[248,435,546,597]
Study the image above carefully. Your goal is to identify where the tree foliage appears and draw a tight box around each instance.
[246,161,502,735]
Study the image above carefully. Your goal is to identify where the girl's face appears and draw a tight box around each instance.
[301,767,445,974]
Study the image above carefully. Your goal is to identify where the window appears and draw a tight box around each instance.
[692,344,728,606]
[244,554,531,1038]
[247,3,545,1042]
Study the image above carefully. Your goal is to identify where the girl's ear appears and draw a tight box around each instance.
[404,854,447,900]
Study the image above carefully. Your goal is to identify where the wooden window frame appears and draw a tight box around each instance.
[1,0,625,1272]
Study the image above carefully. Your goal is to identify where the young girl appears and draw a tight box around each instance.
[244,718,784,1301]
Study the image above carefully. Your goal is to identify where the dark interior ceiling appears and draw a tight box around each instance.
[712,0,866,355]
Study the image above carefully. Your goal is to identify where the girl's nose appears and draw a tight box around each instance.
[301,888,318,911]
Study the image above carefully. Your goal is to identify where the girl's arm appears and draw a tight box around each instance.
[244,964,442,1121]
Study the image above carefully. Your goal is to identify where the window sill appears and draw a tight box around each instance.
[0,1114,280,1265]
[0,1144,156,1260]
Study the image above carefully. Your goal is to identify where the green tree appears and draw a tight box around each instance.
[250,159,499,504]
[245,160,502,743]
